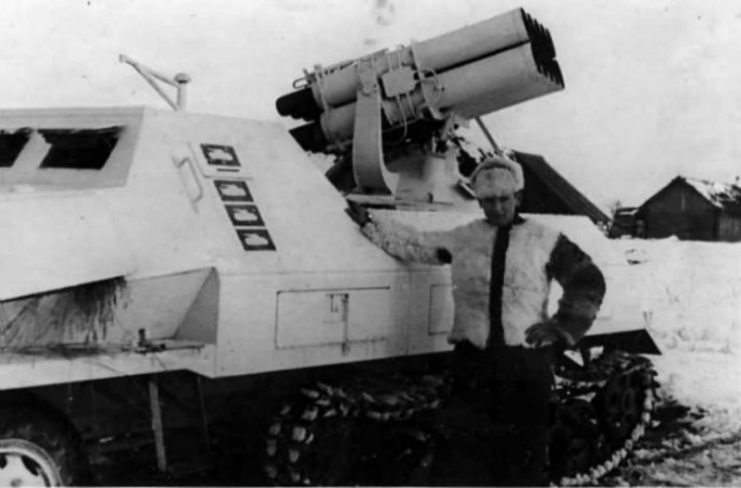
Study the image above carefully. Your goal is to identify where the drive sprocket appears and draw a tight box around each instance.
[553,350,658,486]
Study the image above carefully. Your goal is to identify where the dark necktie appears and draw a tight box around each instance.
[488,223,512,348]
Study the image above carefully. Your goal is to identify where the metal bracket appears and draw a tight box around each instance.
[475,116,502,155]
[380,66,416,98]
[351,62,398,194]
[120,54,190,111]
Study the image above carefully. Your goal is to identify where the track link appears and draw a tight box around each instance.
[261,350,658,486]
[262,376,445,485]
[554,350,659,486]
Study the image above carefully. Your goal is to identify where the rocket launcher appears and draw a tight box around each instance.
[276,8,564,197]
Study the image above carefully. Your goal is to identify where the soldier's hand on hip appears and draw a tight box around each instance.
[525,320,562,348]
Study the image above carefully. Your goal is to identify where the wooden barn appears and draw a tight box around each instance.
[513,151,610,228]
[636,176,741,241]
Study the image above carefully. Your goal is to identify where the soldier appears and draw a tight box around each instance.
[347,155,606,485]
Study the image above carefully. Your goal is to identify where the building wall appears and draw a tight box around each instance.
[641,183,717,240]
[520,169,574,215]
[718,214,741,242]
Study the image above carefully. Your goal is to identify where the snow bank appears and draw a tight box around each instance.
[615,238,741,354]
[614,237,741,432]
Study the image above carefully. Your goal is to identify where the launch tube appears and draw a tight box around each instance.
[289,42,563,151]
[412,7,530,72]
[435,43,563,118]
[276,8,555,120]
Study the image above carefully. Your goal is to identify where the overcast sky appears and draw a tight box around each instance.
[3,0,739,207]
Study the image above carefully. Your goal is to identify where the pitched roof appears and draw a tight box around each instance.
[682,177,741,214]
[513,151,610,225]
[639,176,741,215]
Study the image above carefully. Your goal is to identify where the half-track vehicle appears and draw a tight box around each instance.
[0,8,658,486]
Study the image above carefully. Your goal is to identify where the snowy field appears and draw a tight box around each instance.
[607,238,741,486]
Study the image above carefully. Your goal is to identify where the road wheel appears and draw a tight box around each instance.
[0,405,89,486]
[262,386,357,486]
[595,368,649,443]
[549,399,605,480]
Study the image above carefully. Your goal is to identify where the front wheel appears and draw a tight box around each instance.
[0,404,89,486]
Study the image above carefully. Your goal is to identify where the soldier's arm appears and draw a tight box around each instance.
[359,210,453,265]
[546,234,606,345]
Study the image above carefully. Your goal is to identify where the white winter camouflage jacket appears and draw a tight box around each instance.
[363,213,606,350]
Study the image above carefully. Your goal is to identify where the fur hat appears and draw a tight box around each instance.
[469,155,524,198]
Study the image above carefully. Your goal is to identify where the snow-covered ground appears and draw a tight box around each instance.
[608,238,741,486]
